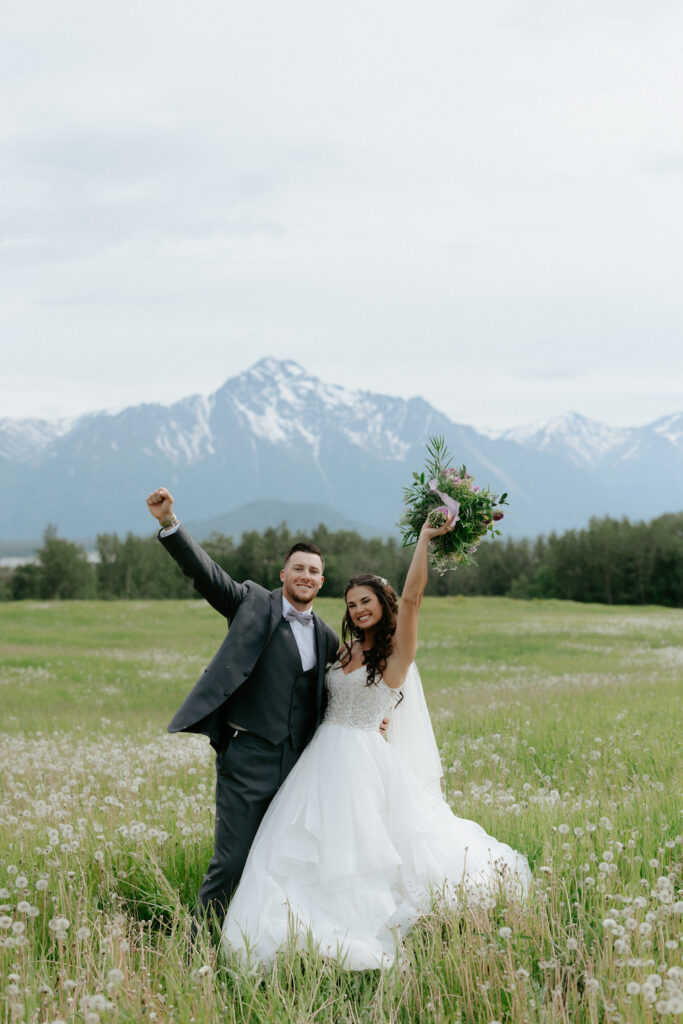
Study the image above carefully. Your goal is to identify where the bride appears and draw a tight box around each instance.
[222,513,531,970]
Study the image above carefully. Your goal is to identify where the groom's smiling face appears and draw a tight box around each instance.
[281,553,325,610]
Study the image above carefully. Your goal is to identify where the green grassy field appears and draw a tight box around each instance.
[1,597,681,1023]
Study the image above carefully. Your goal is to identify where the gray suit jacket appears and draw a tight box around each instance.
[159,524,338,735]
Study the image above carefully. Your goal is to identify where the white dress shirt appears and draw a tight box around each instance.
[281,594,317,671]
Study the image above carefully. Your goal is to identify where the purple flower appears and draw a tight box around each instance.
[493,511,504,521]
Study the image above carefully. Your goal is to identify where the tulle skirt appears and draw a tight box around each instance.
[222,721,531,970]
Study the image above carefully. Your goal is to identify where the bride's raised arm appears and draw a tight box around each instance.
[383,513,455,688]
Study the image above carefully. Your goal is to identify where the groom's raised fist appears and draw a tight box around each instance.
[146,486,174,521]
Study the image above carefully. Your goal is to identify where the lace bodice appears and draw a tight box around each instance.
[323,663,399,731]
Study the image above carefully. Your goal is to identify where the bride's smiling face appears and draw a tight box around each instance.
[345,586,383,632]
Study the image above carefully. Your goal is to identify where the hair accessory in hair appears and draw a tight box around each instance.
[375,576,388,586]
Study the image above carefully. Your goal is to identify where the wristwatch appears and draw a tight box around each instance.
[159,513,180,529]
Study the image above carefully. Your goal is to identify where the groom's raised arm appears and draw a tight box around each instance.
[146,487,245,619]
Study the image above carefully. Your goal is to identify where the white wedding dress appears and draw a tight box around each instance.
[221,662,531,970]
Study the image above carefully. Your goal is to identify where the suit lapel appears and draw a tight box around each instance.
[266,589,284,645]
[313,612,327,718]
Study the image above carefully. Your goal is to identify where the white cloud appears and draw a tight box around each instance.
[1,0,682,429]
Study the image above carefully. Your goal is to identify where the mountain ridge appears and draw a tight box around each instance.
[1,358,680,540]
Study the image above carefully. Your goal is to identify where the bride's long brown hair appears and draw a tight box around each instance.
[340,574,399,686]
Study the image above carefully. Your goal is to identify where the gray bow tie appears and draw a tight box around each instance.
[285,608,313,626]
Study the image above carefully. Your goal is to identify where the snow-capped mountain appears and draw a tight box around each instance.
[0,416,74,464]
[497,413,633,468]
[0,359,681,541]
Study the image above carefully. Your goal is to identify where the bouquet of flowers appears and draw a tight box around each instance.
[398,436,508,574]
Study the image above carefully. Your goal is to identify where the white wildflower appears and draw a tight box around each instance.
[14,876,28,889]
[498,926,512,939]
[48,916,70,932]
[626,981,640,995]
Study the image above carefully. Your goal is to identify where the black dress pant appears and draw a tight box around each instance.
[196,730,302,927]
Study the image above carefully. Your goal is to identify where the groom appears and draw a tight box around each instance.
[146,486,339,930]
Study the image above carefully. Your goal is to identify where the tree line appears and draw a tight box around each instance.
[1,513,681,607]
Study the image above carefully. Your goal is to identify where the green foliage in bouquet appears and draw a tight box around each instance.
[398,436,508,574]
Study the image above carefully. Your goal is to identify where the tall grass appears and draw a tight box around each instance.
[1,598,681,1022]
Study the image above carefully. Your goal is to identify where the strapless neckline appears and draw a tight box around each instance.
[328,661,396,693]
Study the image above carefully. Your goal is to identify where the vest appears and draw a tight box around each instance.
[223,616,318,749]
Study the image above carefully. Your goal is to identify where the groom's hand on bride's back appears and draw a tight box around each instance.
[146,486,174,521]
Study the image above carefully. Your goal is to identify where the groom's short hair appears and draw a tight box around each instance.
[284,542,325,572]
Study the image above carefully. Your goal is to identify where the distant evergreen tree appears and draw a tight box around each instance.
[3,511,681,605]
[35,524,95,599]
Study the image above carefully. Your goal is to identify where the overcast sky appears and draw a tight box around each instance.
[2,0,682,432]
